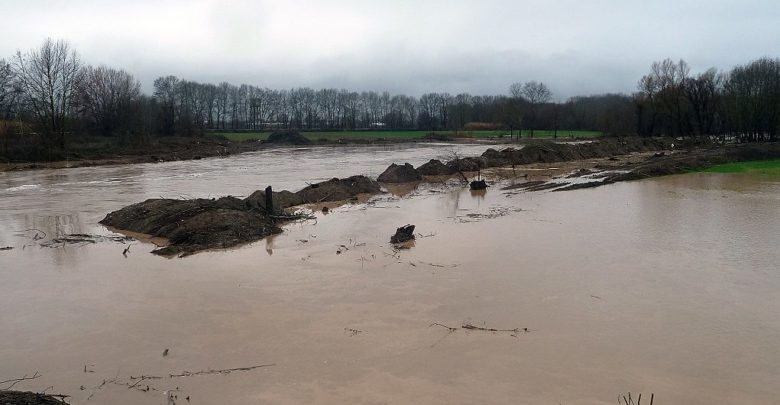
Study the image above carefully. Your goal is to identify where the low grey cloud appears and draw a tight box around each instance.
[1,0,778,98]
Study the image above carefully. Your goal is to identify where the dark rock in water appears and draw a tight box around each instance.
[391,224,416,244]
[417,159,455,175]
[469,179,488,190]
[0,390,69,405]
[264,130,312,145]
[377,163,422,183]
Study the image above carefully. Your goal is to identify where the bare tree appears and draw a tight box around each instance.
[153,75,179,135]
[0,58,18,155]
[13,38,82,148]
[78,65,141,136]
[638,59,690,136]
[520,81,552,137]
[0,58,15,114]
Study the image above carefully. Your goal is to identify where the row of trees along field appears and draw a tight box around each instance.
[1,39,779,159]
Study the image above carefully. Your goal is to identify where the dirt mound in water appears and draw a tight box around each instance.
[446,157,487,172]
[418,159,455,175]
[100,175,380,256]
[264,130,312,145]
[296,175,381,202]
[0,391,67,405]
[481,137,674,166]
[377,163,422,183]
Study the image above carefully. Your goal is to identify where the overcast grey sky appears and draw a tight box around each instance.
[1,0,779,99]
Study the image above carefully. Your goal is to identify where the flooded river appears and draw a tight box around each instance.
[1,143,779,404]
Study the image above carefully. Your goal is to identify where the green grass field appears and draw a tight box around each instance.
[703,159,780,176]
[214,129,601,142]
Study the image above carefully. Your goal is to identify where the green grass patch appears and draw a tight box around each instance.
[703,159,780,176]
[215,129,601,142]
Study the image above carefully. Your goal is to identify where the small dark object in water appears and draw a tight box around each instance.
[391,224,416,244]
[0,246,13,251]
[322,206,329,213]
[469,180,488,190]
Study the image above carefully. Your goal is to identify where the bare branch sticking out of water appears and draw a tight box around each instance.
[344,328,363,336]
[429,322,530,338]
[618,392,654,405]
[429,323,458,332]
[0,371,41,390]
[15,228,47,240]
[40,234,134,248]
[128,364,276,381]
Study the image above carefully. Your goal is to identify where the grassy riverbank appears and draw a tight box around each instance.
[215,129,601,142]
[703,159,780,176]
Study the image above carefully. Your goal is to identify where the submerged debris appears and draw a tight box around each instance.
[40,234,134,248]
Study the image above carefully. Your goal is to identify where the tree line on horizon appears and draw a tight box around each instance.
[1,39,779,159]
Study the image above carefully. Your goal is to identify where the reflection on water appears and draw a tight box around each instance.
[1,146,780,404]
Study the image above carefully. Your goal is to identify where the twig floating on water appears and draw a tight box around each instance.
[0,371,41,390]
[429,323,458,332]
[167,364,276,378]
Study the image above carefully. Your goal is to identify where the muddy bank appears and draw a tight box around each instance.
[480,137,673,167]
[601,142,780,185]
[374,137,672,185]
[100,175,380,256]
[370,137,778,194]
[1,131,506,173]
[0,391,67,405]
[0,136,263,172]
[499,142,780,193]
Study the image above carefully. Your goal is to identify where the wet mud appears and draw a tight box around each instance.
[0,391,67,405]
[99,175,380,256]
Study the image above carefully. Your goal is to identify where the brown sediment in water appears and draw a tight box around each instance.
[2,141,780,404]
[100,138,780,256]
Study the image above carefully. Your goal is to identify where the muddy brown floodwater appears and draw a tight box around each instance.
[1,143,780,404]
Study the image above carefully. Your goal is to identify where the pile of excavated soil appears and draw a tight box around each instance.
[100,175,380,256]
[0,391,66,405]
[481,137,673,167]
[377,163,422,183]
[417,159,455,175]
[264,130,312,145]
